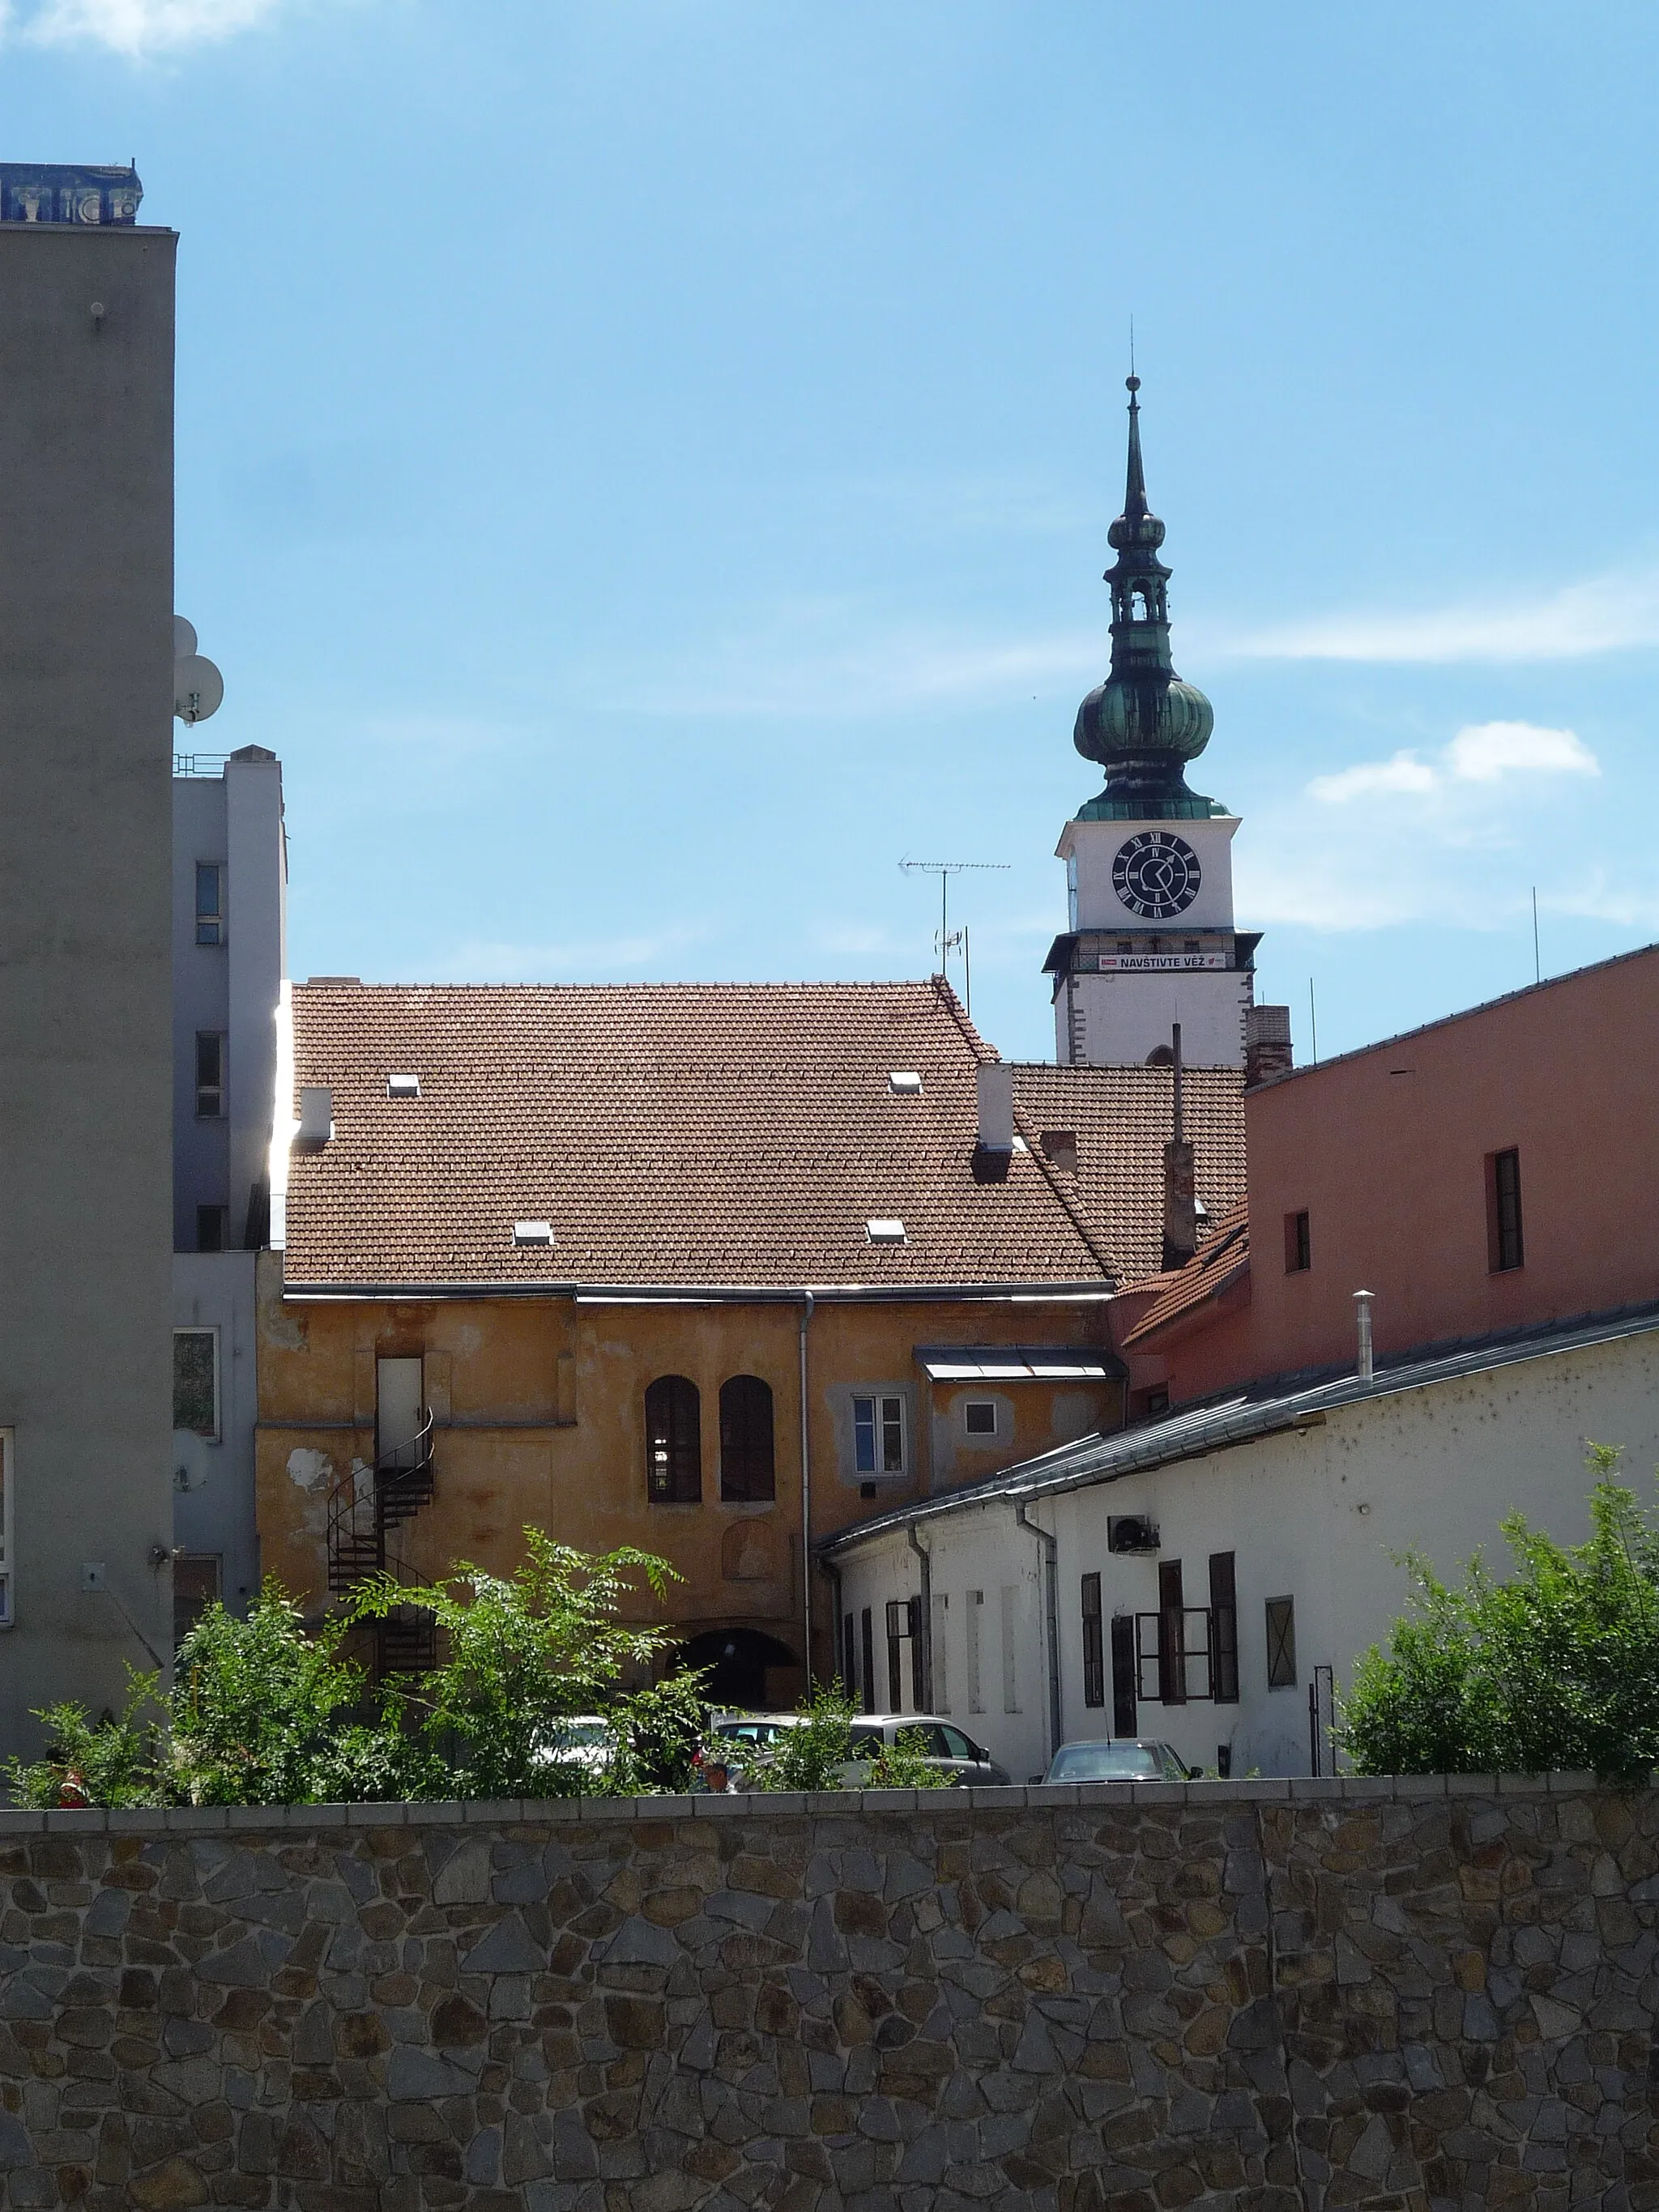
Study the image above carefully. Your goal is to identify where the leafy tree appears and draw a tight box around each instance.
[166,1583,369,1805]
[1338,1448,1659,1784]
[600,1669,708,1795]
[4,1676,160,1809]
[351,1531,691,1799]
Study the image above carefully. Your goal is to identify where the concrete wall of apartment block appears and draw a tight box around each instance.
[173,752,284,1253]
[0,1777,1651,2206]
[0,224,178,1749]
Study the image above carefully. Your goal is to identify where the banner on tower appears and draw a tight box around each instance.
[1097,952,1229,974]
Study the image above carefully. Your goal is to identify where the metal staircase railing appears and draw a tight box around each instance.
[325,1407,438,1675]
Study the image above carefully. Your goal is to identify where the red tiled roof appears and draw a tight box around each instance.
[1009,1064,1247,1286]
[1121,1200,1252,1345]
[281,981,1247,1293]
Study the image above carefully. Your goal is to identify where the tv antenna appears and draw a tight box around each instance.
[898,858,1009,1011]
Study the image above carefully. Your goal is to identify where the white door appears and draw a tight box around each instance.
[377,1357,424,1469]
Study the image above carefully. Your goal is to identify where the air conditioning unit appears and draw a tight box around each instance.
[1107,1515,1160,1554]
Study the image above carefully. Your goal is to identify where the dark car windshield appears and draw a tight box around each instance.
[1048,1742,1162,1781]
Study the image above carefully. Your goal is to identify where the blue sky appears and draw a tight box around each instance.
[10,1,1659,1062]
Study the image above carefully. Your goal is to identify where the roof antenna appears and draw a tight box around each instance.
[1128,316,1136,381]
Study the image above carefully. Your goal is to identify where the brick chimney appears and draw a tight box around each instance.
[1245,1004,1294,1088]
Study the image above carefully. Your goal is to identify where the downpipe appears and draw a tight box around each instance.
[800,1292,814,1686]
[906,1524,933,1711]
[1016,1500,1062,1770]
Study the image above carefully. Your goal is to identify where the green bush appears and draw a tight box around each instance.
[1338,1447,1659,1784]
[4,1535,705,1809]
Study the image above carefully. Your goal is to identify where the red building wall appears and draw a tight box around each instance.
[1125,944,1659,1404]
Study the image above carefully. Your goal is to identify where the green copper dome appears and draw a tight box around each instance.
[1073,377,1220,816]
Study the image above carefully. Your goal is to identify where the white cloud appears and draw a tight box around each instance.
[1309,722,1597,806]
[1444,720,1598,782]
[1227,569,1659,665]
[1236,719,1616,934]
[1306,751,1439,803]
[15,0,296,53]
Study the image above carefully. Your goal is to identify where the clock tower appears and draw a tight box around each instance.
[1044,379,1260,1069]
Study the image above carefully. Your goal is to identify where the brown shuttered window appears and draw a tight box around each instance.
[719,1375,775,1501]
[1081,1572,1105,1707]
[1209,1552,1239,1703]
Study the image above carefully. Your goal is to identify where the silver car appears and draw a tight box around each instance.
[846,1715,1011,1788]
[1041,1738,1198,1785]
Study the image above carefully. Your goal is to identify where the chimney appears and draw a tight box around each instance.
[976,1062,1014,1153]
[1354,1289,1375,1383]
[294,1085,333,1153]
[1245,1004,1294,1087]
[1039,1128,1078,1175]
[1162,1022,1197,1272]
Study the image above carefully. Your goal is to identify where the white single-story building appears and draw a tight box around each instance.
[817,1302,1659,1781]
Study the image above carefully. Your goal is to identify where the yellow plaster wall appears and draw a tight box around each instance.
[254,1255,1120,1677]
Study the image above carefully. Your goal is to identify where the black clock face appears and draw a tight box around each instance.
[1112,832,1202,919]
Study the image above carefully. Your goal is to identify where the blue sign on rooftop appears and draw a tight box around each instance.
[0,164,143,227]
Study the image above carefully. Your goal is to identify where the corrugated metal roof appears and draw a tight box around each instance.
[818,1298,1659,1555]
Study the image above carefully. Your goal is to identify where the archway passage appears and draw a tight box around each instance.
[676,1626,798,1709]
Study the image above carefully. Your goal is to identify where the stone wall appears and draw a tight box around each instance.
[0,1776,1655,2212]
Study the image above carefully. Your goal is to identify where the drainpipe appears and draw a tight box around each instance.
[906,1524,933,1710]
[1016,1500,1063,1766]
[800,1292,815,1686]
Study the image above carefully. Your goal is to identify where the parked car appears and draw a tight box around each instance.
[704,1711,1010,1788]
[1040,1738,1199,1785]
[702,1713,805,1788]
[845,1715,1011,1788]
[530,1714,616,1779]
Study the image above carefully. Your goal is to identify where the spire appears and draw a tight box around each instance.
[1122,374,1149,524]
[1071,377,1218,816]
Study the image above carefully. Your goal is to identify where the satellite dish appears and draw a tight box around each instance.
[173,615,198,658]
[174,654,224,725]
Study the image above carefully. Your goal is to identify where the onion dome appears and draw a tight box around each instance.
[1073,377,1221,820]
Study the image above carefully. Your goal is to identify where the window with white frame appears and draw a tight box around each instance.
[0,1431,11,1626]
[173,1330,220,1442]
[964,1400,997,1437]
[852,1392,906,1477]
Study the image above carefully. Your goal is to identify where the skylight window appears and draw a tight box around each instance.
[387,1073,420,1098]
[513,1221,554,1247]
[888,1072,923,1095]
[866,1218,906,1244]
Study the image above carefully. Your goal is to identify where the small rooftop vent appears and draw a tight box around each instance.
[888,1071,923,1095]
[387,1073,420,1099]
[513,1221,554,1247]
[866,1218,906,1244]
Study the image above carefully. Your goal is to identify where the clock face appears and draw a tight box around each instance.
[1112,831,1202,919]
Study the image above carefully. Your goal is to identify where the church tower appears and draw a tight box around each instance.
[1044,379,1263,1070]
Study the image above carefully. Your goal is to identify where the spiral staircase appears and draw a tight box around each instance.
[325,1408,439,1675]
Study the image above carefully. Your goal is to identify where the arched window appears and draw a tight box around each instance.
[719,1375,775,1502]
[645,1376,701,1503]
